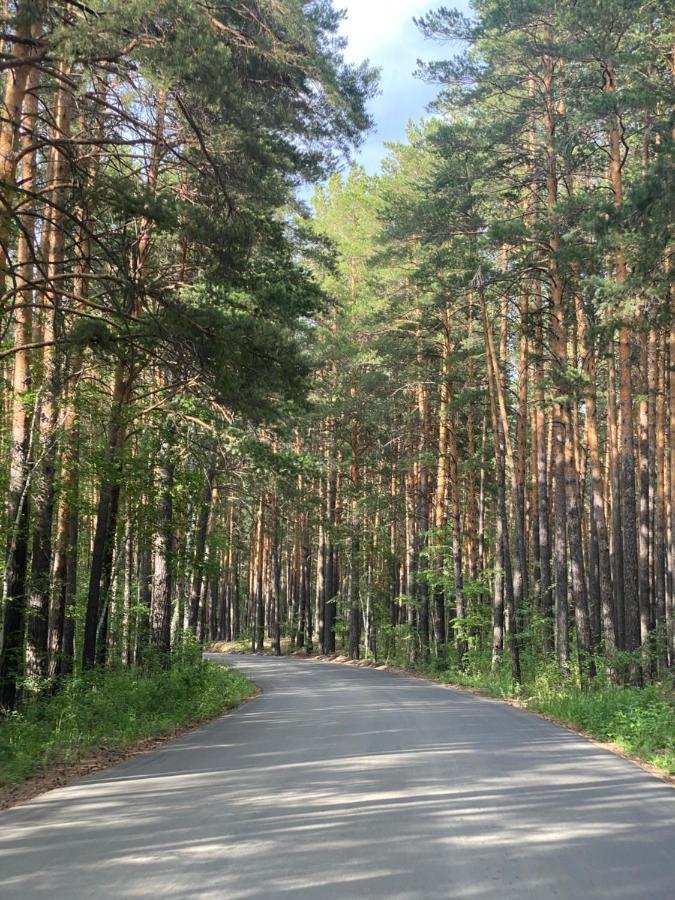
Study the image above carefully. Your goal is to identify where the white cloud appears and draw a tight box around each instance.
[333,1,472,172]
[339,0,432,63]
[336,0,440,170]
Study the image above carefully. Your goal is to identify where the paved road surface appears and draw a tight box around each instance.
[1,655,674,899]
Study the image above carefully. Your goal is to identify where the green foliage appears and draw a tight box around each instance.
[380,622,419,666]
[67,319,116,356]
[433,657,675,775]
[531,686,675,775]
[0,657,254,787]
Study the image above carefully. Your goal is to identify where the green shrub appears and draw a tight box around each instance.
[0,658,254,788]
[431,655,674,775]
[532,684,675,773]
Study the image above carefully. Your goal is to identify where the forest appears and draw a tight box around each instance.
[0,0,673,783]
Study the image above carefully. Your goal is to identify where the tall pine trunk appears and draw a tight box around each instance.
[26,68,74,679]
[149,427,175,654]
[0,64,40,708]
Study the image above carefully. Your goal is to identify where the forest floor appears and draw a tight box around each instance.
[209,640,675,783]
[0,658,256,809]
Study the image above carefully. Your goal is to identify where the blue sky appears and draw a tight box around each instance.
[339,0,472,172]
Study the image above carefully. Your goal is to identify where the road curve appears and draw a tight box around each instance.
[1,655,674,899]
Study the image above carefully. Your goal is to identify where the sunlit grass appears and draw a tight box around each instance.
[0,654,254,788]
[433,660,675,775]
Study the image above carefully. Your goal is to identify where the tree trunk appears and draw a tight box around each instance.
[26,69,74,679]
[432,313,451,649]
[543,47,569,672]
[324,462,338,653]
[480,280,520,681]
[668,322,675,664]
[535,282,554,651]
[576,295,616,658]
[0,63,40,708]
[604,61,641,672]
[653,330,667,665]
[149,428,175,654]
[448,407,465,666]
[188,470,215,631]
[0,9,41,296]
[607,350,625,647]
[564,406,595,678]
[638,334,652,646]
[348,413,361,658]
[255,496,265,651]
[82,371,132,668]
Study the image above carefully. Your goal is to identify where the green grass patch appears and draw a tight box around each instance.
[529,685,675,773]
[432,662,675,775]
[0,657,255,788]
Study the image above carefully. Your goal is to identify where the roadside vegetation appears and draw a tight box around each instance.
[528,685,674,775]
[0,643,253,790]
[433,659,675,776]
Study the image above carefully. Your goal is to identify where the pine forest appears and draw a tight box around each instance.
[0,0,674,789]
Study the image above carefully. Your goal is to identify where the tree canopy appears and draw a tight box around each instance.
[0,0,672,712]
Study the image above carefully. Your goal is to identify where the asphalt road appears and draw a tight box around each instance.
[1,655,674,899]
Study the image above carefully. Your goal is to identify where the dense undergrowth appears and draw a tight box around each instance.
[432,662,675,776]
[0,643,254,788]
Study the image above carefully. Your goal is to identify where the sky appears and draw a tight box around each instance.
[338,0,472,173]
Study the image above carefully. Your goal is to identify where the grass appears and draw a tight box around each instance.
[530,684,675,773]
[0,654,255,788]
[432,663,675,776]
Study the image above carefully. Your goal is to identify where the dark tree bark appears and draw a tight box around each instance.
[188,470,215,632]
[82,372,132,668]
[149,430,175,654]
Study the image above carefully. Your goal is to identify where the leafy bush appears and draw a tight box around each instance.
[433,656,674,774]
[532,685,675,773]
[0,658,254,787]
